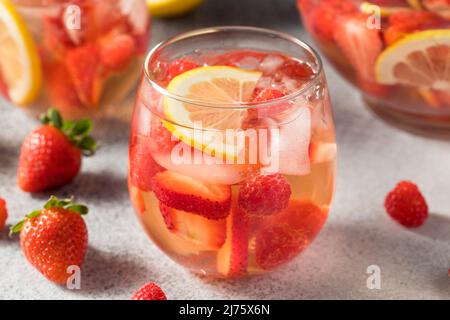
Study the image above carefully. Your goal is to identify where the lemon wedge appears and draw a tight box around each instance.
[375,29,450,90]
[147,0,203,18]
[0,0,42,105]
[163,66,262,161]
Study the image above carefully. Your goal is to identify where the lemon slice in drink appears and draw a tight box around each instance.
[147,0,203,17]
[375,29,450,90]
[163,66,262,160]
[0,0,42,105]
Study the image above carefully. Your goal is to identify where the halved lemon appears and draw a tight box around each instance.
[0,0,42,105]
[146,0,203,18]
[375,29,450,90]
[163,66,262,160]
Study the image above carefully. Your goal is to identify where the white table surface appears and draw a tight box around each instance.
[0,0,449,300]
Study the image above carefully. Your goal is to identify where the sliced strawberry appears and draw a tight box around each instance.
[65,43,104,107]
[217,199,249,277]
[166,58,200,81]
[42,16,74,60]
[159,203,226,249]
[299,0,358,42]
[151,171,232,220]
[0,198,7,230]
[384,11,448,45]
[99,33,136,72]
[46,63,82,112]
[334,13,384,82]
[255,200,327,270]
[129,134,165,192]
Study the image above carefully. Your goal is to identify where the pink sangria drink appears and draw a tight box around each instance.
[0,0,149,118]
[298,0,450,128]
[128,27,336,277]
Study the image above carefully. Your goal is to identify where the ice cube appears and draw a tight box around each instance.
[281,76,300,94]
[256,76,273,89]
[261,106,311,176]
[234,56,262,70]
[260,55,284,74]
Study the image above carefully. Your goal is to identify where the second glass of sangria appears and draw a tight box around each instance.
[129,27,336,278]
[298,0,450,129]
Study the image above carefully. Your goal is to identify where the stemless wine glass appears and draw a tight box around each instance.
[298,0,450,129]
[129,27,336,278]
[0,0,150,118]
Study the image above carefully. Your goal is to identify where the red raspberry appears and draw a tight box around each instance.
[238,173,291,216]
[384,181,428,228]
[132,282,167,300]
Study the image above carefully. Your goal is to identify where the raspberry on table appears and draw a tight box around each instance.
[384,181,428,228]
[132,282,167,300]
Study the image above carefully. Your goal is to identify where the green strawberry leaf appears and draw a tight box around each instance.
[39,108,97,156]
[9,196,89,236]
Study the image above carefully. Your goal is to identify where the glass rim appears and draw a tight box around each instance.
[143,26,324,109]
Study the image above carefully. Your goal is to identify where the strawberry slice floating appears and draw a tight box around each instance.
[217,198,250,277]
[151,171,232,220]
[334,13,384,83]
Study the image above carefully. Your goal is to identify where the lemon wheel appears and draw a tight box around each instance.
[375,29,450,90]
[163,66,262,160]
[0,0,42,105]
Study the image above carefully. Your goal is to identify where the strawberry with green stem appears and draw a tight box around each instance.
[10,196,89,284]
[17,108,96,192]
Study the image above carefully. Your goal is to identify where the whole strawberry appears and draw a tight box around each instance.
[385,181,428,228]
[0,198,7,230]
[10,196,88,284]
[132,282,167,300]
[17,108,96,192]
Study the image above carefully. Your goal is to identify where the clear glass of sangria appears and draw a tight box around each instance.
[0,0,150,119]
[129,27,336,278]
[298,0,450,129]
